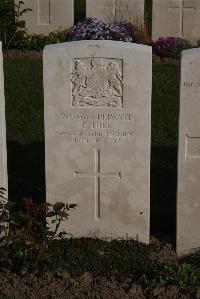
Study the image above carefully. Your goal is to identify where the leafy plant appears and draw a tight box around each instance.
[11,29,68,51]
[0,188,77,274]
[0,0,32,49]
[141,261,200,294]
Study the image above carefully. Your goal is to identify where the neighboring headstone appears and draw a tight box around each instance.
[152,0,200,42]
[86,0,144,24]
[177,48,200,256]
[19,0,74,34]
[0,42,8,192]
[44,40,152,242]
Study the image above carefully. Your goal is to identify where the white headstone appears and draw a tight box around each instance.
[19,0,74,34]
[44,40,151,242]
[0,42,8,193]
[152,0,200,42]
[177,48,200,256]
[86,0,145,24]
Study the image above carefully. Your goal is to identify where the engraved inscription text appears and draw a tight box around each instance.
[59,112,135,144]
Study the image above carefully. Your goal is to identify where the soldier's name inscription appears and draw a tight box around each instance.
[59,112,135,144]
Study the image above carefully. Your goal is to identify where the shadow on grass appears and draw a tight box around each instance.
[7,141,45,203]
[151,145,177,236]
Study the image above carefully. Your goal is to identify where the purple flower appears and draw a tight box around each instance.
[152,37,192,59]
[67,18,133,43]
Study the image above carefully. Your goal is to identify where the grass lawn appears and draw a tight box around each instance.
[75,0,86,23]
[151,60,180,233]
[3,56,180,235]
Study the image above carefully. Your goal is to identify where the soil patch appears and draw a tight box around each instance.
[0,271,198,299]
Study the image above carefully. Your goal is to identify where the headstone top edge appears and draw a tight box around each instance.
[182,47,200,57]
[43,40,152,53]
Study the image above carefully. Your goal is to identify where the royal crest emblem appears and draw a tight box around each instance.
[71,58,123,107]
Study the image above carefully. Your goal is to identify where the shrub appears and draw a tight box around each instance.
[0,188,77,275]
[152,37,192,59]
[67,18,133,42]
[0,0,68,51]
[0,0,31,49]
[11,29,68,51]
[141,261,200,294]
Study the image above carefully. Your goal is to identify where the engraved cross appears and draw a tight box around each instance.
[75,149,121,220]
[169,0,196,36]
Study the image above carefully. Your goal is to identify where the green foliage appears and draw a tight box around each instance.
[175,263,200,291]
[11,29,68,51]
[181,250,200,268]
[0,0,85,51]
[0,0,73,51]
[45,238,155,278]
[1,189,200,294]
[0,0,32,49]
[141,261,200,294]
[0,188,77,275]
[141,262,176,289]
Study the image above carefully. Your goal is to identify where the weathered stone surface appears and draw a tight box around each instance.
[44,40,151,242]
[177,48,200,256]
[19,0,74,34]
[86,0,144,24]
[152,0,200,42]
[0,42,8,192]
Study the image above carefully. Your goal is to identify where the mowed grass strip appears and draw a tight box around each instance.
[4,57,44,144]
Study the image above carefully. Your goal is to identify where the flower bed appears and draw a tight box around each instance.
[67,18,133,42]
[151,37,192,59]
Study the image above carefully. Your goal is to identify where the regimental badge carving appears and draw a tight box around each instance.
[71,58,123,108]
